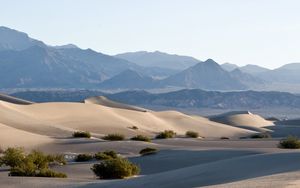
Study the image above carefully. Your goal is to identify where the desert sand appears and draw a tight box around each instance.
[210,111,274,132]
[0,95,300,188]
[85,96,148,112]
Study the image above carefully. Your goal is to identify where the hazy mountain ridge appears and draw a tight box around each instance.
[115,51,201,70]
[1,26,300,92]
[0,26,45,51]
[161,59,247,90]
[11,89,300,109]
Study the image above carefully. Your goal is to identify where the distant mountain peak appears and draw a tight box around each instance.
[0,26,44,51]
[53,44,78,49]
[203,58,219,65]
[115,51,201,70]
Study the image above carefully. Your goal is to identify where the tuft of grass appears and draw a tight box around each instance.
[279,136,300,149]
[155,130,176,139]
[130,135,151,142]
[91,157,140,179]
[72,131,91,138]
[185,131,199,138]
[139,147,158,156]
[75,154,93,162]
[102,134,125,141]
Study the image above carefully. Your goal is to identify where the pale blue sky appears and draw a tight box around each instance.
[1,0,300,68]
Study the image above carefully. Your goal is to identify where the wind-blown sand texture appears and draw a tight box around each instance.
[85,96,148,112]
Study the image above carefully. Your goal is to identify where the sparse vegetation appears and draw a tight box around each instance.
[250,132,271,139]
[139,147,158,156]
[75,153,93,162]
[102,134,125,141]
[35,169,67,178]
[130,135,151,142]
[47,154,67,165]
[220,137,229,140]
[185,131,199,138]
[91,157,140,179]
[94,150,118,160]
[0,147,25,168]
[129,126,138,130]
[72,131,91,138]
[0,147,66,178]
[279,136,300,149]
[155,130,176,139]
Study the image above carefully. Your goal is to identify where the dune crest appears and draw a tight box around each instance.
[210,111,274,131]
[84,96,148,112]
[0,100,255,143]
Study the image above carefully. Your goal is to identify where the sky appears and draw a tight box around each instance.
[0,0,300,69]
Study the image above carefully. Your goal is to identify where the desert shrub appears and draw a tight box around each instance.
[279,136,300,149]
[156,130,176,139]
[185,131,199,138]
[47,154,67,165]
[139,147,158,156]
[2,148,67,178]
[130,135,151,142]
[102,134,125,141]
[0,147,25,168]
[0,147,3,153]
[9,156,36,177]
[220,137,230,140]
[72,131,91,138]
[75,153,93,162]
[10,166,67,178]
[95,153,112,160]
[103,151,117,158]
[27,150,51,169]
[129,126,138,130]
[36,169,67,178]
[91,157,140,179]
[95,150,118,160]
[250,132,271,139]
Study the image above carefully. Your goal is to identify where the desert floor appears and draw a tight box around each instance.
[0,95,300,188]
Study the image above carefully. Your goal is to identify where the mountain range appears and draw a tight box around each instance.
[1,26,300,92]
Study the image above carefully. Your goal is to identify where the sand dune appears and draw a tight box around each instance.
[83,152,300,188]
[0,122,52,149]
[203,171,300,188]
[84,96,148,112]
[210,111,274,131]
[0,100,255,141]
